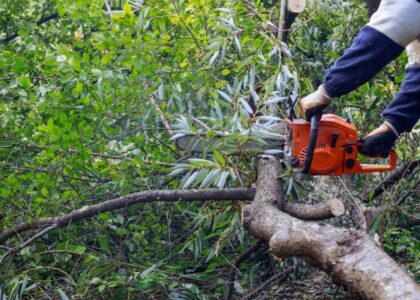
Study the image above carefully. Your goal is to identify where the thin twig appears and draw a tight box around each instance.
[0,224,58,265]
[225,239,264,300]
[104,0,114,16]
[241,262,302,300]
[365,160,420,201]
[2,13,59,43]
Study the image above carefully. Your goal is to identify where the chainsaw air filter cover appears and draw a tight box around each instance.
[290,114,396,176]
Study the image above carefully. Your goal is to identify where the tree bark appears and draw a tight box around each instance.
[243,157,420,300]
[282,0,307,42]
[281,198,345,220]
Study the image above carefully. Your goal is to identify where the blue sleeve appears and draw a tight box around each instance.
[323,25,404,98]
[382,66,420,133]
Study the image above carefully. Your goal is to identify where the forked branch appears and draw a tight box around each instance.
[243,157,420,299]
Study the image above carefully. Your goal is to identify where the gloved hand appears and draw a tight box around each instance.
[298,85,332,121]
[359,121,399,158]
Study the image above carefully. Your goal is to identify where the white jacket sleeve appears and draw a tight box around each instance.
[368,0,420,47]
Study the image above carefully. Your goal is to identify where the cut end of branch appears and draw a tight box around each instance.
[288,0,306,13]
[329,198,346,217]
[282,198,346,221]
[242,205,254,227]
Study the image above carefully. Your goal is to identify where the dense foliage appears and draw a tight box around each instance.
[0,0,418,298]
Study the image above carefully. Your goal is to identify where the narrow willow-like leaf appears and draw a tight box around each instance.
[97,77,103,102]
[209,50,219,66]
[217,90,233,103]
[217,171,229,188]
[213,149,225,165]
[240,98,253,114]
[182,171,199,189]
[250,86,259,103]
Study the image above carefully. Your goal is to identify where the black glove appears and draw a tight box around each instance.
[359,122,399,158]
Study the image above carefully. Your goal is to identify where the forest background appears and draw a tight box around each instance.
[0,0,418,298]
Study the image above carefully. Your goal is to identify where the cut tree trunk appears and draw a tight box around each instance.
[242,157,420,300]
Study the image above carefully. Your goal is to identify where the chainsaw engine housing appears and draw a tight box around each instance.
[290,114,396,176]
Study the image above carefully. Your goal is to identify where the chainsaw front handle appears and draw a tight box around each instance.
[301,113,322,174]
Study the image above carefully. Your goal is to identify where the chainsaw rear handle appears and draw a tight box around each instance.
[358,150,397,173]
[301,113,322,174]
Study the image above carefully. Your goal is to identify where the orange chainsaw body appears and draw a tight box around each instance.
[290,114,396,176]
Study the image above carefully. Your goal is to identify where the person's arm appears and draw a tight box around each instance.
[299,0,420,157]
[299,0,420,121]
[360,39,420,157]
[381,40,420,134]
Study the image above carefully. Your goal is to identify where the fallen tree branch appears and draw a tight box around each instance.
[365,160,420,201]
[243,157,420,299]
[281,198,345,220]
[1,184,346,245]
[225,239,264,300]
[0,188,255,244]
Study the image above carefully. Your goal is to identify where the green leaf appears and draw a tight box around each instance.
[101,51,115,65]
[213,149,225,165]
[123,2,132,15]
[58,288,69,300]
[200,169,220,188]
[75,82,83,93]
[141,265,156,277]
[217,171,229,188]
[221,69,230,76]
[41,188,49,197]
[188,158,215,167]
[18,76,31,89]
[183,171,199,189]
[116,227,127,236]
[234,281,244,294]
[97,77,103,101]
[74,245,86,254]
[217,90,232,103]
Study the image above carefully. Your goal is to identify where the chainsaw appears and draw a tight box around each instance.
[174,113,397,176]
[288,113,396,175]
